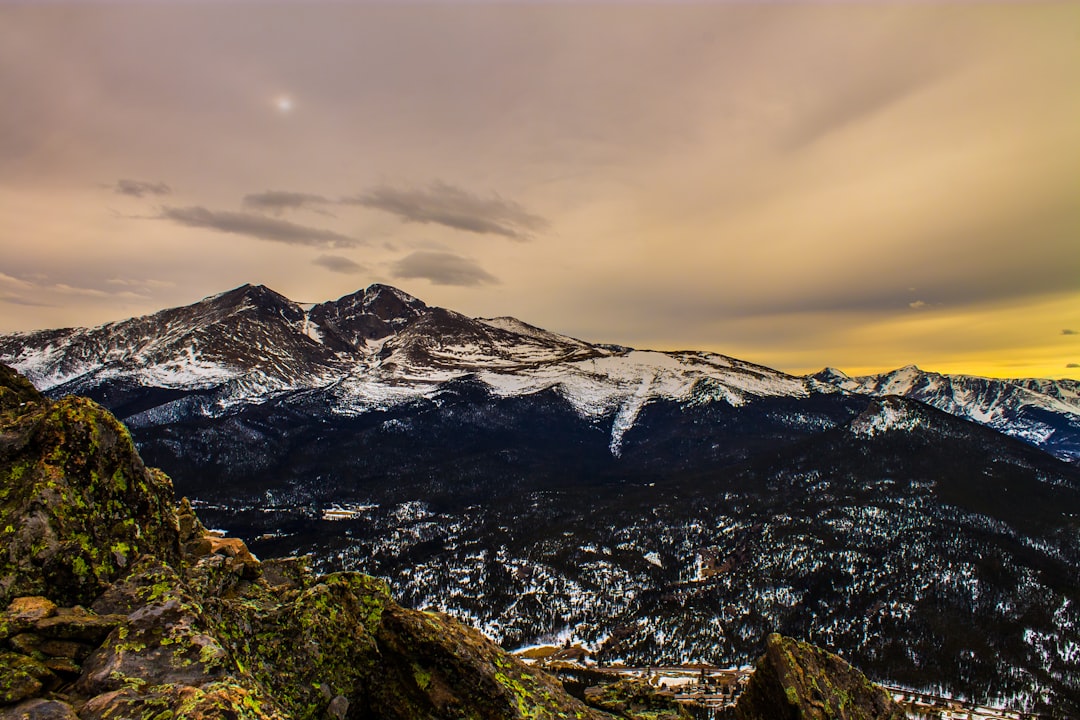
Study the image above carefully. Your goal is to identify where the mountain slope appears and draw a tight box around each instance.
[4,286,1080,714]
[0,363,626,720]
[811,365,1080,462]
[1,284,824,456]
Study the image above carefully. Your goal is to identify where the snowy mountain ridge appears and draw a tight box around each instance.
[3,283,1077,461]
[812,365,1080,461]
[0,283,817,455]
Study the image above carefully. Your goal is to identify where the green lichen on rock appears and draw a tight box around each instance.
[0,364,40,419]
[0,649,56,704]
[582,679,690,720]
[734,633,906,720]
[0,366,181,606]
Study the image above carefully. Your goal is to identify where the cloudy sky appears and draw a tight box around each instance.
[1,1,1077,379]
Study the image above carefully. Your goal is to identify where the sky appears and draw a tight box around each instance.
[1,1,1077,379]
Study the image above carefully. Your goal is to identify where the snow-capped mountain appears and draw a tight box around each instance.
[1,283,820,455]
[2,284,1080,713]
[811,365,1080,462]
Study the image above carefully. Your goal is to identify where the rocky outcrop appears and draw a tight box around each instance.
[583,678,690,720]
[735,633,906,720]
[0,368,180,606]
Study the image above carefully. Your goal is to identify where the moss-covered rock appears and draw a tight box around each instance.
[0,697,80,720]
[0,365,40,418]
[582,678,690,720]
[0,367,181,606]
[0,650,56,704]
[735,633,906,720]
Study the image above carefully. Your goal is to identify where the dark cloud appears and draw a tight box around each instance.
[1067,363,1080,368]
[159,206,359,247]
[113,179,171,198]
[1063,329,1078,336]
[391,251,498,287]
[242,191,331,214]
[344,182,547,241]
[313,254,366,274]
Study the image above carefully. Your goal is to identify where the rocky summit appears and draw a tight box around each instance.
[0,361,916,719]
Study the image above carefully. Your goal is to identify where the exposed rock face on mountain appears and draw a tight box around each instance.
[812,365,1080,462]
[735,634,905,720]
[0,362,622,719]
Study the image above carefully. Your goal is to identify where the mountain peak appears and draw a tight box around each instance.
[202,283,297,312]
[811,367,850,382]
[307,283,429,349]
[894,363,923,375]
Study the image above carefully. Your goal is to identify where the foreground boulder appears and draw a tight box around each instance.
[735,633,906,720]
[0,364,181,606]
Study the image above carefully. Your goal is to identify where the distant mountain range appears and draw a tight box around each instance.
[2,284,1079,715]
[812,365,1080,463]
[3,283,1076,462]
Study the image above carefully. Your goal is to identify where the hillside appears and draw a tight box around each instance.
[0,363,614,719]
[0,362,918,720]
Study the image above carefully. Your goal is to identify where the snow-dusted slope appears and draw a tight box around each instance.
[1,283,821,454]
[813,365,1080,461]
[0,285,351,400]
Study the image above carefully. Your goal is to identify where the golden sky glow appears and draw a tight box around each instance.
[0,1,1077,379]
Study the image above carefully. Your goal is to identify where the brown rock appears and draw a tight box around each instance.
[0,650,55,704]
[36,639,91,661]
[583,677,691,720]
[42,656,80,677]
[33,608,124,644]
[327,695,349,720]
[6,634,43,657]
[4,598,57,625]
[735,633,906,720]
[261,556,312,589]
[176,496,208,543]
[0,698,80,720]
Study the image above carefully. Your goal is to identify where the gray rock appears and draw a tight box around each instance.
[327,695,349,720]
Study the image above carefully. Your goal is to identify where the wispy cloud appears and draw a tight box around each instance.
[345,182,547,241]
[391,251,498,287]
[0,272,36,291]
[159,206,359,247]
[313,254,366,274]
[1062,329,1078,336]
[106,278,175,290]
[1067,363,1079,369]
[0,294,53,307]
[112,179,171,198]
[0,272,152,307]
[242,191,332,215]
